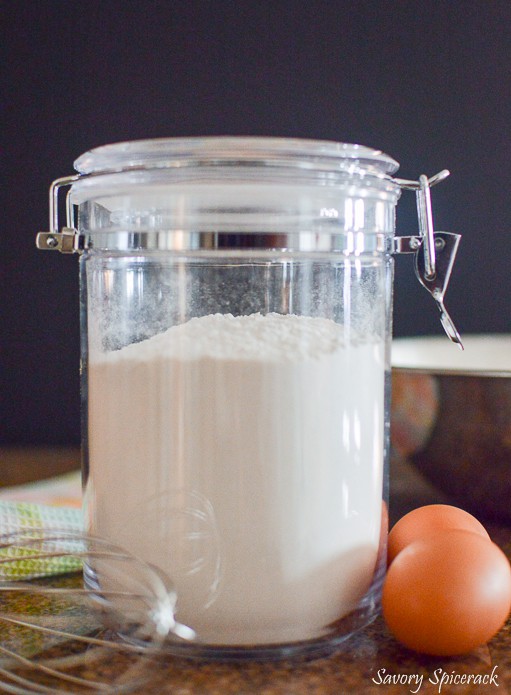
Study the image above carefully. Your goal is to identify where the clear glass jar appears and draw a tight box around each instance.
[48,138,403,659]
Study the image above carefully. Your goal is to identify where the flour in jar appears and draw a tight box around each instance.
[86,312,385,645]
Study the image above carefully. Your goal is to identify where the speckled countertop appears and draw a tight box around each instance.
[133,613,511,695]
[1,451,510,694]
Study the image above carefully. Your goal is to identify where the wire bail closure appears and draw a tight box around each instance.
[36,175,81,253]
[394,170,463,349]
[395,169,450,280]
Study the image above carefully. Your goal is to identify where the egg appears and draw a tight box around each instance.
[382,529,511,656]
[387,504,490,565]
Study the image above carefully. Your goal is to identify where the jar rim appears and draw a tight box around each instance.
[74,136,400,177]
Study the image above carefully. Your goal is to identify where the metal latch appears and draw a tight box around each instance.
[393,170,463,349]
[35,175,81,254]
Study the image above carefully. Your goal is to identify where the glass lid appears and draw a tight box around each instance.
[74,136,400,177]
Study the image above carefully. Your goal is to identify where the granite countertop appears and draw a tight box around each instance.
[0,449,510,694]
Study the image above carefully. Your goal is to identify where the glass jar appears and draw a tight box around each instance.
[36,137,458,660]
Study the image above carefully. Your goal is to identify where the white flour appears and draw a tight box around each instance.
[86,312,384,645]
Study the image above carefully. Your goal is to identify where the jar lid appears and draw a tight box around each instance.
[74,136,399,177]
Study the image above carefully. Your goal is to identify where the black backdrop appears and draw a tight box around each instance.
[3,1,511,446]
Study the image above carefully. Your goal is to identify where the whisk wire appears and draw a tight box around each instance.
[0,529,195,693]
[0,615,152,654]
[0,643,109,692]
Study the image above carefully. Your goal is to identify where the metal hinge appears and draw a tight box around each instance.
[36,227,83,253]
[35,175,82,254]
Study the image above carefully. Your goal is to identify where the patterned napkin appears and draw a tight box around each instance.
[0,472,83,579]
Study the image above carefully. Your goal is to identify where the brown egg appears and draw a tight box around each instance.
[382,529,511,656]
[387,504,490,565]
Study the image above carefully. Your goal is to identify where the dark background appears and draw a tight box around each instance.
[2,1,511,446]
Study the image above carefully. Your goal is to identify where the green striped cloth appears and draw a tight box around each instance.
[0,501,83,580]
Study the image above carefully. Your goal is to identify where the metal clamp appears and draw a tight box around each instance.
[394,170,463,349]
[35,175,81,253]
[395,169,450,280]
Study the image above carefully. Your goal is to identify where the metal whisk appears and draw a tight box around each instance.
[0,530,194,694]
